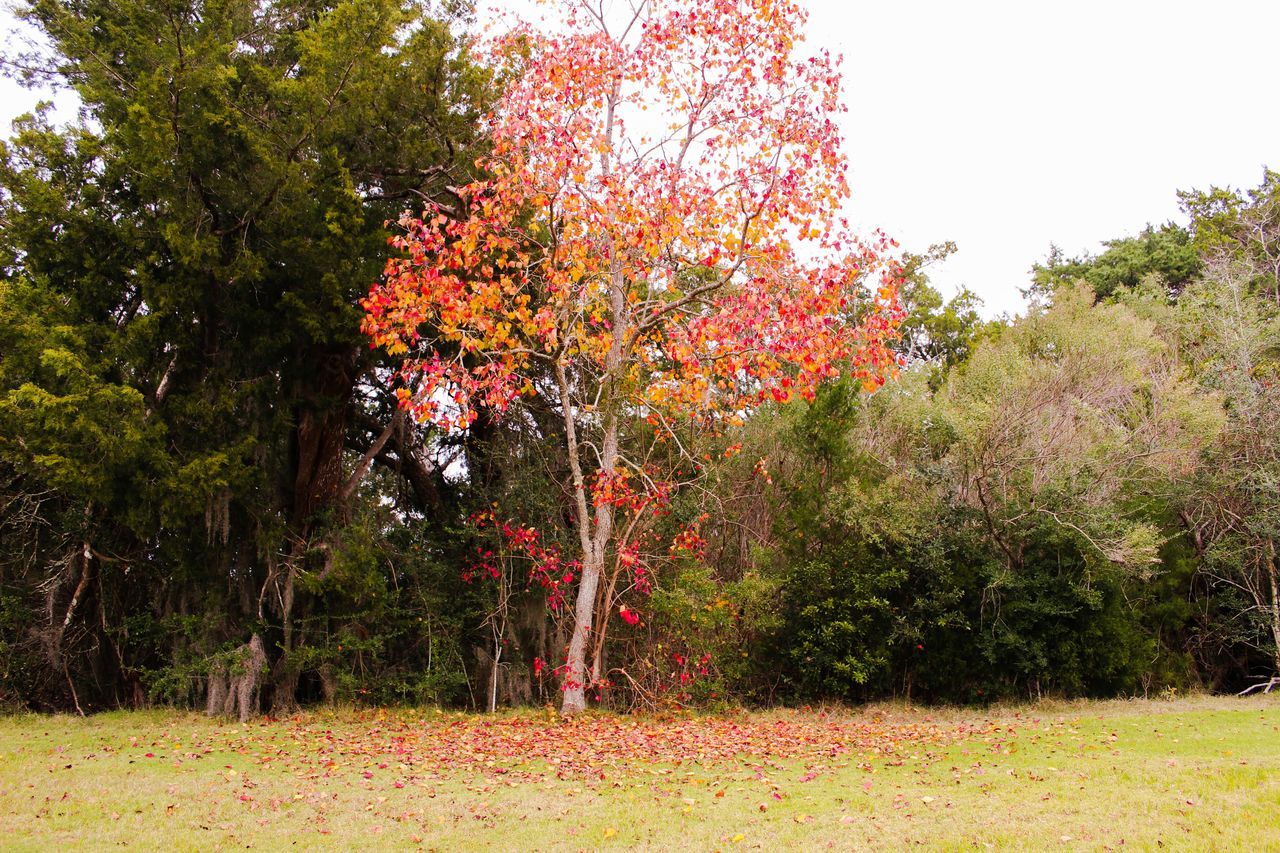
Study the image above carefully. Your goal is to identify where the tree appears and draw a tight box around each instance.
[943,284,1218,578]
[1175,172,1280,689]
[1029,224,1202,303]
[893,241,987,382]
[0,0,491,712]
[734,282,1220,702]
[1180,169,1280,305]
[363,0,903,714]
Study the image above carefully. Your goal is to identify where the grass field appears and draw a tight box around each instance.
[1,694,1277,850]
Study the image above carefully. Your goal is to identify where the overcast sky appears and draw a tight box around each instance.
[807,0,1279,315]
[3,1,1277,315]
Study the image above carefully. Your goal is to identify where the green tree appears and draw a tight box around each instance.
[1030,224,1202,302]
[753,284,1218,702]
[942,283,1218,575]
[1174,172,1280,690]
[0,0,493,712]
[895,242,988,380]
[1179,169,1280,305]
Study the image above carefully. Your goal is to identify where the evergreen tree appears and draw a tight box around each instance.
[0,0,493,712]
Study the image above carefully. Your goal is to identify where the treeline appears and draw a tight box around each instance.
[1,0,1277,715]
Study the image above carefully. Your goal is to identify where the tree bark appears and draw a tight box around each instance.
[289,346,359,525]
[562,554,602,714]
[269,558,302,715]
[488,637,501,714]
[205,664,228,716]
[1267,540,1280,676]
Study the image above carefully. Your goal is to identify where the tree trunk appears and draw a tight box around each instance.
[261,345,358,715]
[289,346,359,524]
[270,660,301,716]
[205,633,266,721]
[318,664,338,704]
[1267,540,1280,676]
[270,565,303,716]
[560,408,619,715]
[488,639,501,714]
[236,634,268,723]
[205,665,228,716]
[559,73,628,717]
[562,553,603,715]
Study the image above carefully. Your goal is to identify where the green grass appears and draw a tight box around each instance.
[1,695,1277,850]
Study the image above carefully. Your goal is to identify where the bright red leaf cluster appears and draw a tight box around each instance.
[468,512,579,611]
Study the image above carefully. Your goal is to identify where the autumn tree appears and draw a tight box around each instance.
[364,0,903,713]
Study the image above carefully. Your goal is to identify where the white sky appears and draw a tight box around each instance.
[3,0,1277,316]
[810,0,1280,315]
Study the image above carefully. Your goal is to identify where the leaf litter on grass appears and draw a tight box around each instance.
[206,710,997,786]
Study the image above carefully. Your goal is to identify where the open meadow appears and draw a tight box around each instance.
[1,695,1276,851]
